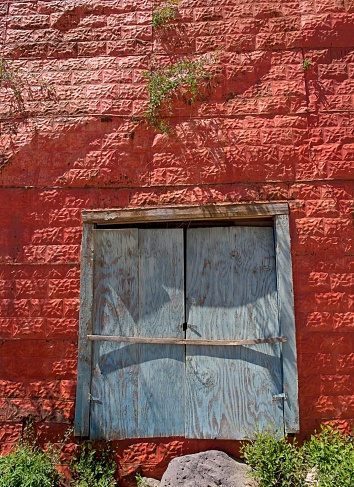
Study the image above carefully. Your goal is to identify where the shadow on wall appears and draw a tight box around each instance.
[0,2,352,189]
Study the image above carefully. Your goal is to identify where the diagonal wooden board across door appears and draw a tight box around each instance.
[185,226,284,439]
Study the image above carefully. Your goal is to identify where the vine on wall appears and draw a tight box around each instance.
[145,57,213,133]
[0,58,56,121]
[152,0,180,29]
[146,1,217,134]
[0,58,56,168]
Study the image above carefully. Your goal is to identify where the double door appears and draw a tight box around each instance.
[89,226,284,439]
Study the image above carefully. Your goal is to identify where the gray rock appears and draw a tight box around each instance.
[160,450,256,487]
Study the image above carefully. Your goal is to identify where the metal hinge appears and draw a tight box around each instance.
[272,392,288,401]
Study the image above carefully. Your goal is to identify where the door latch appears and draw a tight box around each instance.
[88,393,101,403]
[272,392,288,401]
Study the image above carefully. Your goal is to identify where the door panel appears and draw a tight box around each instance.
[185,227,283,439]
[90,229,185,439]
[138,229,185,437]
[91,229,140,439]
[90,226,284,440]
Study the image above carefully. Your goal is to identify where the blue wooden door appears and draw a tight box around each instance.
[90,229,185,439]
[185,227,284,439]
[89,226,284,439]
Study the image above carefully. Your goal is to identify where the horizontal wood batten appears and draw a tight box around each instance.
[82,203,289,224]
[87,335,287,346]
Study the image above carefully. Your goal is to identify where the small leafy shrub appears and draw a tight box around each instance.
[70,442,117,487]
[242,425,354,487]
[0,424,62,487]
[152,0,180,29]
[145,57,212,133]
[304,425,354,486]
[0,421,118,487]
[242,430,306,487]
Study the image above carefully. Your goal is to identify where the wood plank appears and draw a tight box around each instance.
[138,229,185,437]
[82,203,289,224]
[89,229,140,440]
[87,335,287,346]
[185,227,284,439]
[274,215,299,433]
[74,223,94,437]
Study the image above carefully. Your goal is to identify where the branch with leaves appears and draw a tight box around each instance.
[145,56,215,133]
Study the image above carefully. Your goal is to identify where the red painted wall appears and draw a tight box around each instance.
[0,0,354,483]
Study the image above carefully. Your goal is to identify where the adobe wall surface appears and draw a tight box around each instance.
[0,0,354,484]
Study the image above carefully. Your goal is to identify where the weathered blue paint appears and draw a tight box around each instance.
[74,223,94,437]
[185,227,284,439]
[274,215,299,433]
[90,229,185,439]
[83,223,292,440]
[90,229,140,439]
[138,229,185,436]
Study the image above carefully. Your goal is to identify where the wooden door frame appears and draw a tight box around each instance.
[75,203,299,437]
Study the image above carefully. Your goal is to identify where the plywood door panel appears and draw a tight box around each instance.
[90,229,140,439]
[185,227,283,439]
[138,229,185,436]
[90,229,185,439]
[89,226,284,440]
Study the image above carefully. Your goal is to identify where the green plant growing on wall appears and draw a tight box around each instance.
[0,57,57,169]
[0,58,26,115]
[0,57,56,120]
[152,0,180,29]
[145,57,213,133]
[302,59,312,71]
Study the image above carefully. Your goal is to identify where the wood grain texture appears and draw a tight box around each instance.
[274,215,299,433]
[90,229,140,440]
[82,203,289,224]
[87,335,287,346]
[74,223,94,437]
[185,227,283,439]
[138,229,185,437]
[81,218,296,440]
